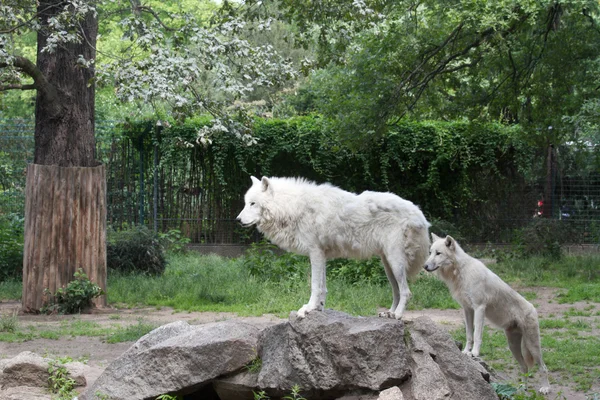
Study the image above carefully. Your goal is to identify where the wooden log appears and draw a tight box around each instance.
[22,163,107,312]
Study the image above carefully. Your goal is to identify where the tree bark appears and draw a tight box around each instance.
[22,0,105,312]
[22,164,107,312]
[34,0,98,167]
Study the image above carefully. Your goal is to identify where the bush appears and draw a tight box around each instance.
[512,218,577,259]
[243,241,388,285]
[0,214,24,280]
[107,225,167,275]
[242,241,308,281]
[42,269,104,314]
[328,257,387,285]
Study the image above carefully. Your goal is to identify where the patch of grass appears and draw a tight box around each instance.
[452,315,600,393]
[563,307,593,317]
[492,255,600,290]
[0,311,18,332]
[107,253,461,317]
[557,283,600,303]
[450,327,513,361]
[519,291,537,301]
[0,279,21,300]
[105,318,156,343]
[408,273,459,310]
[542,334,600,391]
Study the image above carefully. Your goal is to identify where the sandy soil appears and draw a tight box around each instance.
[1,287,598,400]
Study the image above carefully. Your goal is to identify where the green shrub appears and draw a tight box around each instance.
[328,257,386,285]
[42,269,104,314]
[512,218,576,259]
[0,214,24,280]
[158,229,190,254]
[242,241,308,281]
[107,225,167,275]
[243,241,388,285]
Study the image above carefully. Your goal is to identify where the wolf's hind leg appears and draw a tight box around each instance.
[378,254,400,318]
[522,325,550,394]
[384,250,411,320]
[505,328,528,374]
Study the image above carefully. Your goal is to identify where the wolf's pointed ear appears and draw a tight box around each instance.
[431,233,441,242]
[445,235,456,250]
[261,176,272,193]
[251,176,260,185]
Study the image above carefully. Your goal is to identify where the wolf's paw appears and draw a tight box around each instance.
[538,386,550,395]
[378,311,394,318]
[297,304,320,318]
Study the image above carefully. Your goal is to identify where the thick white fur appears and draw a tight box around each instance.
[424,234,550,394]
[237,176,430,320]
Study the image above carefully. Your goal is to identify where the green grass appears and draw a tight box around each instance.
[105,319,157,343]
[451,316,600,393]
[0,279,21,300]
[104,253,459,317]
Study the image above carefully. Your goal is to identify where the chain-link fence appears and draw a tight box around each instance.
[1,119,599,245]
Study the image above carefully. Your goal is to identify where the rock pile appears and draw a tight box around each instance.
[0,311,498,400]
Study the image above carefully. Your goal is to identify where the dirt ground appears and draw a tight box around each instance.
[1,287,598,400]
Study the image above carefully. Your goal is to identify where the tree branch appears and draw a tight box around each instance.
[3,56,64,118]
[0,83,36,91]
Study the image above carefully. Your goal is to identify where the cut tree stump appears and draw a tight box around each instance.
[22,163,107,312]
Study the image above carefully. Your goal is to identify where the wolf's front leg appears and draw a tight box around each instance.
[297,250,327,318]
[462,307,475,354]
[469,306,486,357]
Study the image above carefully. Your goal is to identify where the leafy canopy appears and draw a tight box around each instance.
[0,0,298,142]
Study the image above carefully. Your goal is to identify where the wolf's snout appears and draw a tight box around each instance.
[423,263,437,272]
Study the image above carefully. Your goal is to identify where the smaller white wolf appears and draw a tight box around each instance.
[424,234,550,394]
[237,176,430,320]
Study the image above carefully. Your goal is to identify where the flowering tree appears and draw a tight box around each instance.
[0,0,297,311]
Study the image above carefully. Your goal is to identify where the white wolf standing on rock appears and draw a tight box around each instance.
[237,176,430,319]
[424,233,550,394]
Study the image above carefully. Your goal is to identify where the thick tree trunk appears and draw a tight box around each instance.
[34,0,97,167]
[22,1,105,312]
[22,164,107,312]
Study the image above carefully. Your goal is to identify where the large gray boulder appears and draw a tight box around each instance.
[80,320,261,400]
[405,317,497,400]
[213,311,497,400]
[254,309,411,398]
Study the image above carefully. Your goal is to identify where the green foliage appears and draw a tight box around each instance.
[328,257,386,286]
[245,355,263,373]
[511,219,577,259]
[107,225,167,275]
[42,269,105,315]
[47,358,77,400]
[158,229,191,254]
[243,241,308,282]
[283,385,307,400]
[0,310,18,333]
[253,390,271,400]
[125,116,537,244]
[491,382,549,400]
[155,394,182,400]
[0,214,24,280]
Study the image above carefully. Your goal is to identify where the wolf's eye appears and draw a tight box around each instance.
[250,202,256,206]
[435,251,441,256]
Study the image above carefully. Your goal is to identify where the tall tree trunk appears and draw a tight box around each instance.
[22,0,106,312]
[34,0,97,167]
